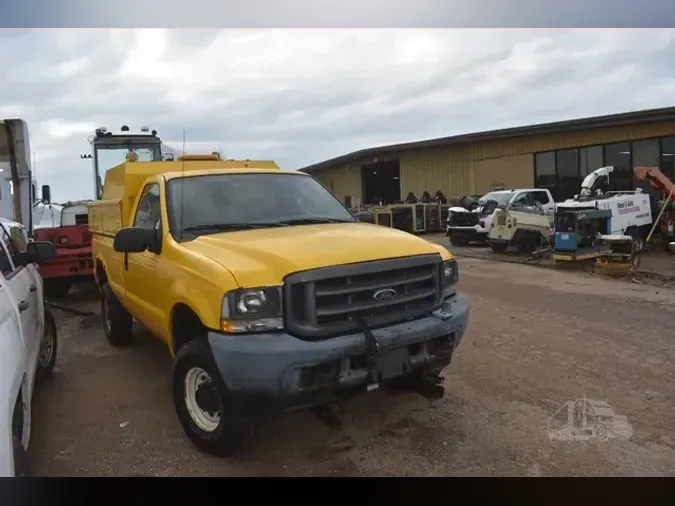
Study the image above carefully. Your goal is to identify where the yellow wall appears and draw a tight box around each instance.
[473,154,534,194]
[311,164,361,202]
[310,119,675,200]
[471,119,675,160]
[398,146,472,196]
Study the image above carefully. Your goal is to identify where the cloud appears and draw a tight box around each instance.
[1,28,675,201]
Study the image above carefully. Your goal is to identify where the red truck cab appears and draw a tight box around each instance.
[32,201,93,297]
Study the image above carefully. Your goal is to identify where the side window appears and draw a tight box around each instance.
[530,191,551,205]
[134,184,162,229]
[0,225,18,276]
[511,192,528,205]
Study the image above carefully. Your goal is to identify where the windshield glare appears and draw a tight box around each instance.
[167,173,355,234]
[95,145,160,174]
[479,192,513,206]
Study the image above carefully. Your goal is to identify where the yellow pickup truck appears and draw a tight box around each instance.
[89,153,469,456]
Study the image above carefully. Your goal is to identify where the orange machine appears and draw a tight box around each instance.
[634,166,675,248]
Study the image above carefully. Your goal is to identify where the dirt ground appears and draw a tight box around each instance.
[29,258,675,477]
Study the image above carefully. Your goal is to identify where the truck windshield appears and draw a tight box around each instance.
[166,172,356,237]
[95,146,159,173]
[479,192,513,206]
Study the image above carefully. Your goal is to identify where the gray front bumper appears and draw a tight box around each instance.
[207,293,469,402]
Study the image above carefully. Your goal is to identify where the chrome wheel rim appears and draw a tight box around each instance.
[38,319,55,367]
[184,367,221,432]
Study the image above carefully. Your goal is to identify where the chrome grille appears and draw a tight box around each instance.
[284,254,443,340]
[450,212,479,227]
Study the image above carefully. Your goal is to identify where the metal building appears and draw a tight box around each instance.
[299,106,675,205]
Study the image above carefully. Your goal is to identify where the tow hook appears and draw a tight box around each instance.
[356,317,383,384]
[401,373,445,401]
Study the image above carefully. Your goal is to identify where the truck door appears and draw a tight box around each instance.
[530,190,556,226]
[123,183,166,338]
[0,224,40,396]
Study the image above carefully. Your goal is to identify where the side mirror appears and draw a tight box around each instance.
[163,152,175,161]
[113,227,156,253]
[26,241,56,264]
[41,185,51,204]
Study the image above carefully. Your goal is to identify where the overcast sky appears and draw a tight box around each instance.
[2,29,675,202]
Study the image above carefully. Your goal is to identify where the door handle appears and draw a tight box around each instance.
[18,300,29,312]
[29,284,37,292]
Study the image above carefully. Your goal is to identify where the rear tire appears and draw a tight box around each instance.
[35,310,58,383]
[12,436,30,477]
[172,339,255,457]
[626,227,646,253]
[101,282,134,347]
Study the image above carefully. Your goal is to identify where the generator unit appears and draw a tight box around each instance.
[553,208,612,261]
[354,203,449,233]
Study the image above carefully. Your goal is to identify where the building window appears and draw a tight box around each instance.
[556,149,581,200]
[534,151,556,194]
[632,139,660,167]
[662,136,675,181]
[604,142,632,191]
[580,145,603,176]
[632,138,660,195]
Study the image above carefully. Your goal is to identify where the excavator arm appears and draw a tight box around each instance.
[634,166,675,197]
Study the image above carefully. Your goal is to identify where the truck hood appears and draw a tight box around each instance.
[181,222,446,287]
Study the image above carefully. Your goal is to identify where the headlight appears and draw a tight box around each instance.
[441,260,458,298]
[221,286,283,333]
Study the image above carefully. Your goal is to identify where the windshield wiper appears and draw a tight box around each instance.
[181,222,287,234]
[277,217,353,225]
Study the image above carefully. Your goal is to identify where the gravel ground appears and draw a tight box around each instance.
[29,259,675,476]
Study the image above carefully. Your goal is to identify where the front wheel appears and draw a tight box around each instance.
[172,339,255,457]
[35,309,58,383]
[12,436,30,477]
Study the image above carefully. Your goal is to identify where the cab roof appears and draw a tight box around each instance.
[162,167,305,181]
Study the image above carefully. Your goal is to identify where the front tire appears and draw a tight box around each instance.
[12,436,30,477]
[35,310,58,383]
[101,283,134,347]
[172,339,255,457]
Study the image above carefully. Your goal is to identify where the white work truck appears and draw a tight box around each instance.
[446,188,555,246]
[1,118,58,477]
[0,220,58,476]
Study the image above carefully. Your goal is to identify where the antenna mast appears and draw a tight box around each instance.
[179,129,186,241]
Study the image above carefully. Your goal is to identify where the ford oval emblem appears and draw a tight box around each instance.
[373,288,397,302]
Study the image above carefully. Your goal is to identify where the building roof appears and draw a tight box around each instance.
[300,106,675,174]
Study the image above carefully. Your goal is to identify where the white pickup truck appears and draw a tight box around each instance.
[445,188,556,246]
[0,220,58,477]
